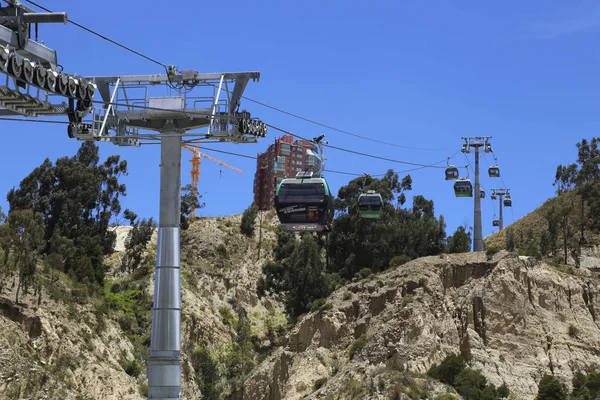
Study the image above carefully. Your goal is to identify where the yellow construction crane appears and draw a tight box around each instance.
[182,143,243,218]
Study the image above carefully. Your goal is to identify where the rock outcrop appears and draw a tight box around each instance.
[235,251,600,400]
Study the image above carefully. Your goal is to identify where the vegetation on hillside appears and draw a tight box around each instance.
[485,137,600,267]
[258,169,473,321]
[427,354,510,399]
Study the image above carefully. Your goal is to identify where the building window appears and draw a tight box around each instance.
[280,143,291,155]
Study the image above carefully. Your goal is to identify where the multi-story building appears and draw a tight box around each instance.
[253,134,322,210]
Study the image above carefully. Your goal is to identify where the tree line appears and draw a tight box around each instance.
[499,137,600,265]
[0,142,202,304]
[253,169,472,321]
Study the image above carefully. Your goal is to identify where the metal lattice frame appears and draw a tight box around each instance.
[67,71,267,147]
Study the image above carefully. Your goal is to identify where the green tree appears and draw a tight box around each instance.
[329,170,446,279]
[427,354,466,387]
[573,138,600,242]
[545,207,559,256]
[224,304,256,392]
[505,228,516,252]
[122,209,156,272]
[536,374,566,400]
[258,226,297,297]
[539,231,550,257]
[7,209,45,303]
[497,383,509,398]
[447,225,472,253]
[240,202,259,237]
[191,346,221,400]
[181,184,204,230]
[550,163,576,264]
[454,368,488,400]
[7,142,128,287]
[584,370,600,398]
[285,234,330,320]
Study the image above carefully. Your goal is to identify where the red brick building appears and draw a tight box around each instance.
[253,134,322,210]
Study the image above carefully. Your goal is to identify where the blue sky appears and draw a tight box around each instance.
[1,0,598,240]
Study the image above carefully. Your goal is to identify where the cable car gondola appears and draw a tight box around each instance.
[488,165,500,178]
[454,178,473,197]
[503,195,512,207]
[492,219,499,227]
[358,190,383,219]
[480,189,486,199]
[274,171,334,232]
[445,165,459,180]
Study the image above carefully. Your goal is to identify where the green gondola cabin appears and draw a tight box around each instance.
[357,190,383,219]
[454,178,473,197]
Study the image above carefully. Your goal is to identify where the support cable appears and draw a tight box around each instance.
[24,0,447,152]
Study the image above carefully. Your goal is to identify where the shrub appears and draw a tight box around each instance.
[219,306,237,326]
[569,324,579,337]
[118,359,142,378]
[216,243,228,258]
[486,246,499,260]
[311,298,333,313]
[357,268,373,279]
[240,203,259,237]
[427,354,466,386]
[536,374,566,400]
[347,337,368,360]
[390,255,411,268]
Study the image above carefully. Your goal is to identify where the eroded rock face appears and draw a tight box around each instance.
[235,252,600,400]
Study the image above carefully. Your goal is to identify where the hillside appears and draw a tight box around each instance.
[234,251,600,400]
[2,210,600,399]
[0,211,285,399]
[483,190,600,269]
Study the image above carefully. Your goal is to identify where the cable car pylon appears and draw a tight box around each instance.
[491,188,511,231]
[457,136,495,252]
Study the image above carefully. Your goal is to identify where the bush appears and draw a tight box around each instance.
[569,324,579,337]
[390,255,411,268]
[118,359,142,378]
[486,246,499,260]
[347,337,368,360]
[427,354,466,386]
[497,383,509,398]
[240,203,259,237]
[216,243,228,258]
[219,306,237,326]
[536,374,566,400]
[310,298,333,313]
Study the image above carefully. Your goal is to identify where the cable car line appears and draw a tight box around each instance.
[0,117,68,124]
[25,0,446,152]
[78,97,452,170]
[23,0,167,68]
[264,122,450,169]
[217,91,446,152]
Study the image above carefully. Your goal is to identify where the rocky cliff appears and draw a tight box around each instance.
[0,212,284,399]
[234,251,600,400]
